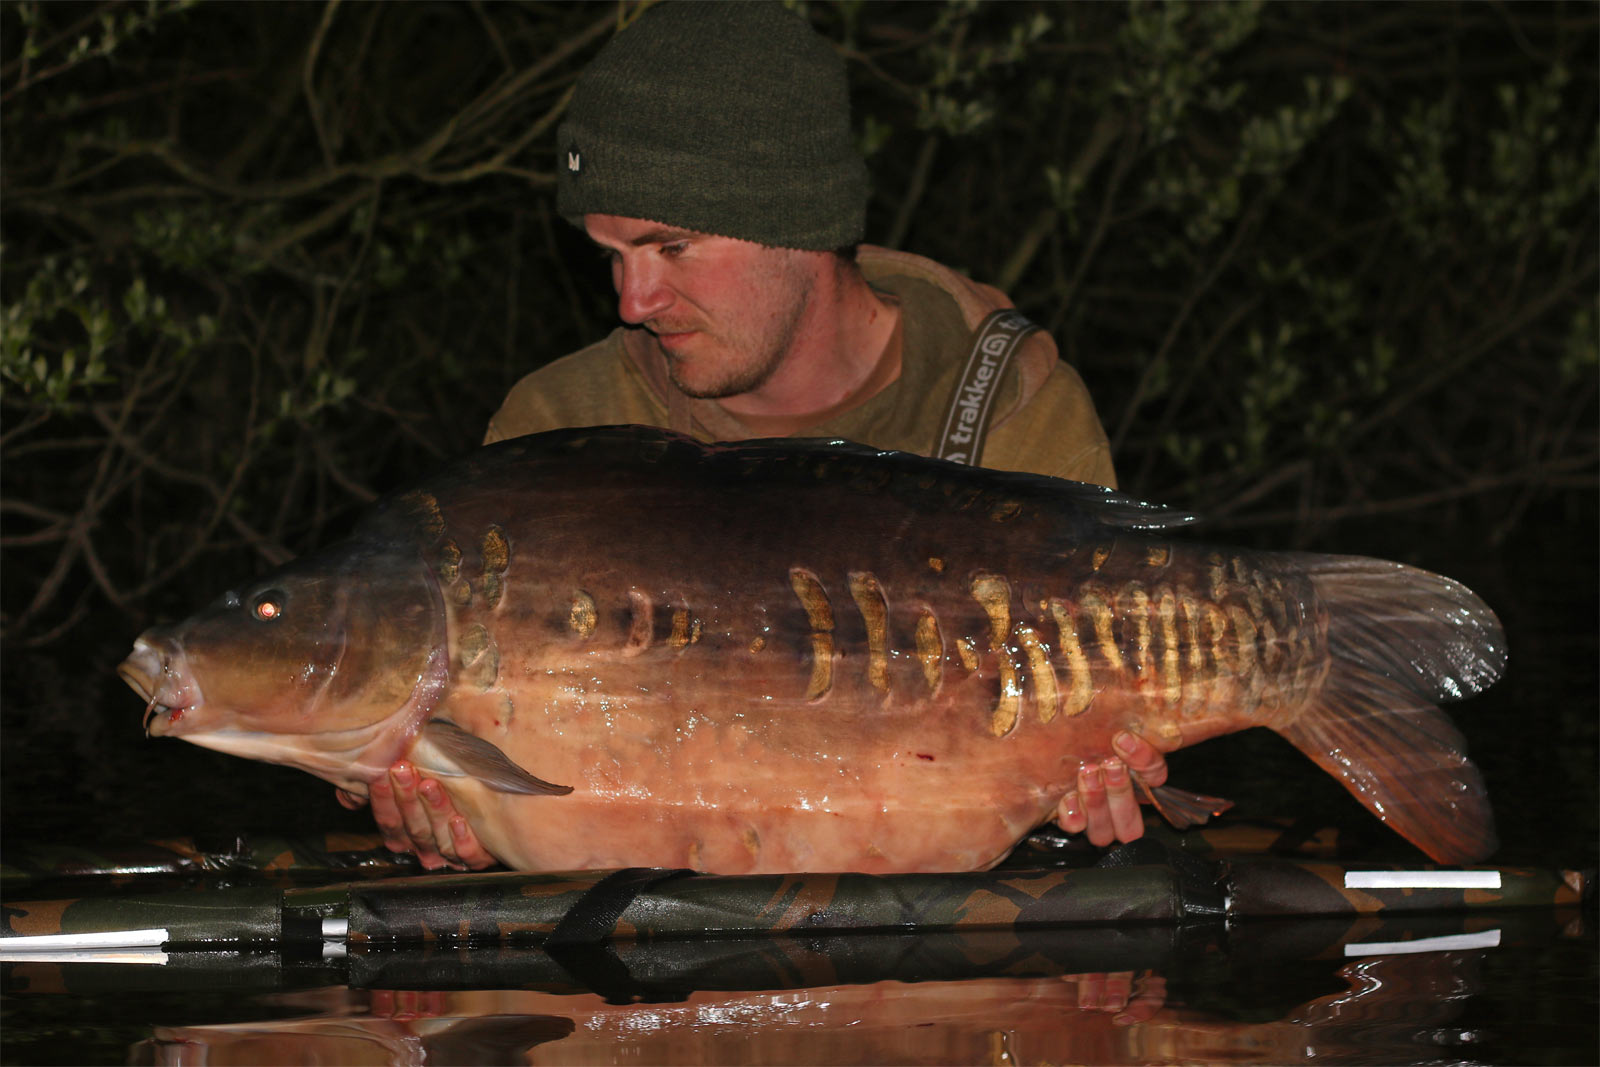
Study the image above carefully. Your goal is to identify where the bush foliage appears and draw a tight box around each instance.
[3,0,1596,650]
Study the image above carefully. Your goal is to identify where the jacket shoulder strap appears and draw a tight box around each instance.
[934,309,1040,465]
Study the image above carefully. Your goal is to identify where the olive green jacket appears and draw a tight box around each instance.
[485,247,1116,487]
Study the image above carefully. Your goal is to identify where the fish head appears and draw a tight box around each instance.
[118,542,448,788]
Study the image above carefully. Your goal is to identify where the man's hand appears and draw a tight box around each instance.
[336,762,498,871]
[1054,730,1170,847]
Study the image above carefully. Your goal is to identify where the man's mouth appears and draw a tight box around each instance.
[654,334,698,358]
[648,322,699,344]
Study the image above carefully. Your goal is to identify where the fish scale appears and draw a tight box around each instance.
[120,426,1503,873]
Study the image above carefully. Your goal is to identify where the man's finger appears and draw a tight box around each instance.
[448,815,499,870]
[367,778,414,855]
[1102,757,1145,844]
[389,762,447,869]
[1113,730,1169,784]
[419,778,466,868]
[1056,789,1087,834]
[1078,763,1114,847]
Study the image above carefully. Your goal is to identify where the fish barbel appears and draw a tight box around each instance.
[118,426,1504,872]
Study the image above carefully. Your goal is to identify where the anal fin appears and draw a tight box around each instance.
[1134,774,1235,829]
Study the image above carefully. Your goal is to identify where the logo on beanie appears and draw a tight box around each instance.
[566,146,582,175]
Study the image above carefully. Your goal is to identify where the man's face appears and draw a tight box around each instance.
[583,214,818,400]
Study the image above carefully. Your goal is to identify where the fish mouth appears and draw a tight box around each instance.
[119,637,200,736]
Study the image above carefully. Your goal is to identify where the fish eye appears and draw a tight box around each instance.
[252,591,285,622]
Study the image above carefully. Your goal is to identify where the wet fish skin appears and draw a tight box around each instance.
[121,540,450,792]
[119,426,1504,872]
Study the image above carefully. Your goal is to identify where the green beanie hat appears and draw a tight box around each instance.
[556,1,868,250]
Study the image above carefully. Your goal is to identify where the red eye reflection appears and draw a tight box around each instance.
[253,597,282,621]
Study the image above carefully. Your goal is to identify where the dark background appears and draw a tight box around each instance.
[2,1,1595,869]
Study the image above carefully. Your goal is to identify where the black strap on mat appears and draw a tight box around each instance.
[934,308,1041,466]
[544,866,696,948]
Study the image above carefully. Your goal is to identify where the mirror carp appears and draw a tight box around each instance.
[119,426,1504,872]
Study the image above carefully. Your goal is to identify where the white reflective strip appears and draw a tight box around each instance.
[0,948,169,965]
[1345,928,1502,956]
[1343,870,1502,890]
[321,918,349,940]
[322,941,349,959]
[0,928,169,952]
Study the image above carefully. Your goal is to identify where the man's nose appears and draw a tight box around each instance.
[615,259,673,324]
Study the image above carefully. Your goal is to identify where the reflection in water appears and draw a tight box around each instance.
[124,940,1546,1066]
[0,906,1583,1064]
[139,1010,575,1066]
[1129,952,1486,1066]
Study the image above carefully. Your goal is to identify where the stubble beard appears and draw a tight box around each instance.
[661,268,815,401]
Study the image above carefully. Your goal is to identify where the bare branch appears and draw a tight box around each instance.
[303,0,344,169]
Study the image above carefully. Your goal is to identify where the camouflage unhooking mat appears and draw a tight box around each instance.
[1,820,1586,955]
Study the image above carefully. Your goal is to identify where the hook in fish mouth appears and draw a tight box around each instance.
[138,695,191,736]
[119,644,193,736]
[143,696,169,734]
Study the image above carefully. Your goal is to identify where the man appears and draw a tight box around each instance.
[348,1,1172,869]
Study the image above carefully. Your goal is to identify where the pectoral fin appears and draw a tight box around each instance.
[416,719,573,796]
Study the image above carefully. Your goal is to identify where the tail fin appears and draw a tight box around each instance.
[1277,555,1504,864]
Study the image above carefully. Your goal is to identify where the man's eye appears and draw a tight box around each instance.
[660,241,689,258]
